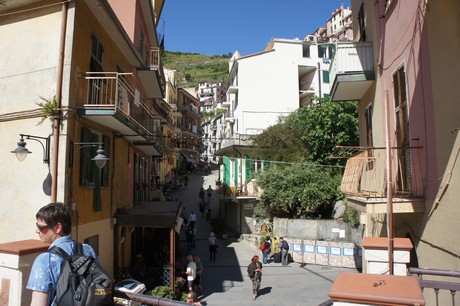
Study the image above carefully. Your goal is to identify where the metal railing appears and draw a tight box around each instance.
[409,267,460,306]
[340,147,423,198]
[79,72,161,138]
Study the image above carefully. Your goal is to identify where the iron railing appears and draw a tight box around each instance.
[79,72,161,138]
[409,267,460,306]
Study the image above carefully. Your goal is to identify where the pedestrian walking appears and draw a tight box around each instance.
[185,255,196,292]
[27,203,100,305]
[207,185,212,199]
[208,232,218,262]
[193,255,203,293]
[199,200,206,217]
[189,211,197,228]
[279,237,290,266]
[198,187,205,201]
[247,255,263,300]
[186,224,195,250]
[206,206,212,222]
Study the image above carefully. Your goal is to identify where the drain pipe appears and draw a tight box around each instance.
[51,0,69,202]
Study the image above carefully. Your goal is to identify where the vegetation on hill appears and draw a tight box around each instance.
[162,50,231,88]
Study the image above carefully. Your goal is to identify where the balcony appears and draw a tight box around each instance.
[329,42,375,101]
[341,150,424,213]
[136,47,165,98]
[224,110,234,123]
[221,100,231,108]
[77,72,163,156]
[228,84,238,94]
[220,133,253,148]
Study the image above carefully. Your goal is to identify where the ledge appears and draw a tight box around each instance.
[0,239,49,255]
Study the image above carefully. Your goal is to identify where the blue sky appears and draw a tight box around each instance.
[160,1,351,56]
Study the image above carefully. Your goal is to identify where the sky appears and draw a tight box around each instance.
[160,1,351,56]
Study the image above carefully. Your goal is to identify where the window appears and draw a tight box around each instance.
[393,66,411,193]
[322,70,330,83]
[79,128,110,188]
[89,35,103,104]
[357,3,367,42]
[302,44,310,58]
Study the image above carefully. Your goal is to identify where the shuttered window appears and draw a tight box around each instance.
[393,66,411,193]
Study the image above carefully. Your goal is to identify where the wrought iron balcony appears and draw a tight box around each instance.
[77,72,163,156]
[329,42,375,101]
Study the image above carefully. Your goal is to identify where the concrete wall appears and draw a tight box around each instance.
[273,218,363,244]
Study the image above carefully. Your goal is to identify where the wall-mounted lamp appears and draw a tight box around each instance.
[11,134,51,164]
[73,142,109,170]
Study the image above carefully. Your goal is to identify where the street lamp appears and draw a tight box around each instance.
[11,134,51,164]
[11,135,109,170]
[73,142,109,170]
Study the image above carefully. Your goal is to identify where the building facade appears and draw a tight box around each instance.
[0,0,169,280]
[330,0,460,303]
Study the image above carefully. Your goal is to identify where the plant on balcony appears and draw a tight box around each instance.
[36,96,60,124]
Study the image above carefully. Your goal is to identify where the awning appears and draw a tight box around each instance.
[116,201,181,228]
[181,151,197,164]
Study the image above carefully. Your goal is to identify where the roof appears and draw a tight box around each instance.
[116,201,181,228]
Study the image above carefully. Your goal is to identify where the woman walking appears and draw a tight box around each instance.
[247,255,263,300]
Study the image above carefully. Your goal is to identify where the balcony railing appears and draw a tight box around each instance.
[78,72,159,138]
[221,133,253,148]
[409,267,460,306]
[341,148,423,198]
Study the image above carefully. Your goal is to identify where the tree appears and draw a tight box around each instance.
[286,98,359,166]
[255,164,342,219]
[251,97,358,219]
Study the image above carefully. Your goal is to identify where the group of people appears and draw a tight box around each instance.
[259,236,290,266]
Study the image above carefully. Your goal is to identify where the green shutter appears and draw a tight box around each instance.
[223,156,231,185]
[323,70,330,83]
[245,155,252,181]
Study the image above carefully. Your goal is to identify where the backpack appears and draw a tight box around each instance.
[48,241,113,306]
[282,241,289,251]
[259,241,266,251]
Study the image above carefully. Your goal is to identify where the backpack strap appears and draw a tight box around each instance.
[48,245,70,260]
[73,241,84,256]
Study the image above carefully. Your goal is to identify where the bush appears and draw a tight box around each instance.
[343,206,360,227]
[150,286,177,300]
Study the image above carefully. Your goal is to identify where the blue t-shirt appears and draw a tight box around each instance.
[26,236,98,305]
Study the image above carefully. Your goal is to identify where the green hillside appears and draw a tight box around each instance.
[162,50,230,88]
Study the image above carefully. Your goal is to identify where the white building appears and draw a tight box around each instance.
[220,37,331,150]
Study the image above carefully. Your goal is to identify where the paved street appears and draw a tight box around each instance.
[171,167,358,305]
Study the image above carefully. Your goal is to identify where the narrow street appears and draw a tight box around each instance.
[171,167,357,305]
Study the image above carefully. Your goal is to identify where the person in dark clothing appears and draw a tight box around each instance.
[247,255,263,300]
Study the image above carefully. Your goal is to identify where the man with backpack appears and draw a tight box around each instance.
[27,203,112,306]
[279,237,290,266]
[259,236,271,264]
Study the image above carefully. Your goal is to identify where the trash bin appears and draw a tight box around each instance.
[113,279,146,306]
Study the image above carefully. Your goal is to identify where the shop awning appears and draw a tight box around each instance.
[116,201,181,228]
[181,150,197,164]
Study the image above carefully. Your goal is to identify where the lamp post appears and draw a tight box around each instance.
[11,135,110,196]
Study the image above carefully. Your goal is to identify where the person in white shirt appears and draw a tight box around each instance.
[189,211,197,227]
[185,255,196,292]
[208,232,218,262]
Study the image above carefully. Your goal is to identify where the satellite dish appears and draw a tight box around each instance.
[332,200,346,219]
